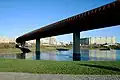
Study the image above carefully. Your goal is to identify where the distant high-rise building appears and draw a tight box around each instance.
[24,36,57,45]
[49,37,57,45]
[80,37,116,45]
[40,36,57,45]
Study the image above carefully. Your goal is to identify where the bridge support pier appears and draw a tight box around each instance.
[73,32,80,61]
[21,53,25,59]
[36,38,40,60]
[21,41,26,59]
[21,41,25,47]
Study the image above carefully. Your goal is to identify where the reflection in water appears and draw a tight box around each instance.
[81,49,89,60]
[0,53,26,59]
[89,50,116,61]
[115,50,120,60]
[0,54,16,59]
[0,49,120,61]
[40,52,56,60]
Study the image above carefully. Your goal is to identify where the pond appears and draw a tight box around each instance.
[0,49,120,61]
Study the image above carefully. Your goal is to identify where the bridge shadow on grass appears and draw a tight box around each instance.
[79,64,120,72]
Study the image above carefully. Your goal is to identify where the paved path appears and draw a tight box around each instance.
[0,72,120,80]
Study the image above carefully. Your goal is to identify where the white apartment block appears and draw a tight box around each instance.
[27,36,57,45]
[41,36,57,45]
[89,37,116,44]
[80,37,116,45]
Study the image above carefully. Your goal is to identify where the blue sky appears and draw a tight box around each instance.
[1,0,120,42]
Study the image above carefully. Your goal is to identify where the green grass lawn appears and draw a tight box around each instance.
[0,59,120,74]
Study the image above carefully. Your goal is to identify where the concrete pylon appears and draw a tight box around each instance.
[36,38,40,60]
[73,32,80,61]
[21,41,26,59]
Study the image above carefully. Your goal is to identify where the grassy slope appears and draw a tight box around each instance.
[0,47,56,54]
[0,48,21,54]
[0,59,120,74]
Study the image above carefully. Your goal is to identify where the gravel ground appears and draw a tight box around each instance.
[0,72,120,80]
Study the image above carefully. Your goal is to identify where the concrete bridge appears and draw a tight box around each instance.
[16,1,120,61]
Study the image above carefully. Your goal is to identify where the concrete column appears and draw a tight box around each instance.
[36,38,40,60]
[21,41,26,59]
[21,41,25,47]
[21,53,25,59]
[73,32,80,61]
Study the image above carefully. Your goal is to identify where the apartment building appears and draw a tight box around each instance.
[80,37,116,45]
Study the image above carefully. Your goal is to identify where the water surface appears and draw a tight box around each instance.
[0,49,120,61]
